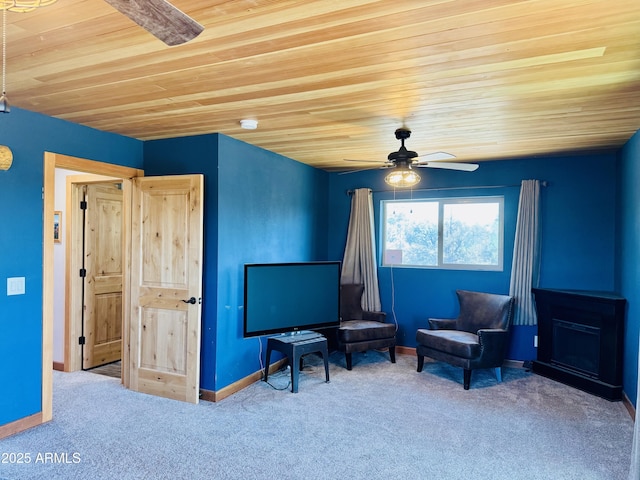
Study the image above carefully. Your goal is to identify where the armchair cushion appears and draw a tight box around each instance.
[428,318,458,330]
[416,329,480,359]
[338,320,396,343]
[362,310,387,322]
[339,283,387,323]
[340,284,366,320]
[456,290,513,333]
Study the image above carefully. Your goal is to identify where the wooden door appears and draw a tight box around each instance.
[83,183,124,369]
[129,175,204,403]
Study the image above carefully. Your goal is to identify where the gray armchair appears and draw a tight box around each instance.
[416,290,514,389]
[337,284,396,370]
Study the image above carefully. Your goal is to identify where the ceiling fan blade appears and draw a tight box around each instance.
[338,165,393,175]
[343,158,388,164]
[415,151,457,162]
[104,0,204,46]
[415,162,479,171]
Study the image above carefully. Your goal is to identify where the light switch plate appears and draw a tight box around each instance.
[7,277,25,296]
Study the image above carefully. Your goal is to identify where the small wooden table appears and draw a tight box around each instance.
[264,331,330,393]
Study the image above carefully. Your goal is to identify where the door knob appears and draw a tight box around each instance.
[182,297,197,305]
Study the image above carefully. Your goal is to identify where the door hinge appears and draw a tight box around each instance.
[80,200,87,210]
[78,336,86,345]
[79,268,86,278]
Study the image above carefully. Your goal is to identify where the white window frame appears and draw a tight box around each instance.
[381,196,504,271]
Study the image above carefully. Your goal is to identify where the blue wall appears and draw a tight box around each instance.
[0,108,142,427]
[2,102,637,432]
[327,153,618,361]
[618,130,640,406]
[143,133,220,392]
[215,134,328,389]
[144,133,329,391]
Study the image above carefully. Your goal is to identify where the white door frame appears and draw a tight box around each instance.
[42,152,143,425]
[64,175,123,374]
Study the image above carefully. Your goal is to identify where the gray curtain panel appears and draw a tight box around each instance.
[341,188,381,312]
[509,179,541,326]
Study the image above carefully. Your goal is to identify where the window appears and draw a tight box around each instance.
[381,196,504,270]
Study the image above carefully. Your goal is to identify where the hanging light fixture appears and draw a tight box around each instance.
[0,7,8,112]
[384,166,421,188]
[0,0,58,113]
[0,0,57,13]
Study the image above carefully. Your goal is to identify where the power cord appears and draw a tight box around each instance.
[389,264,399,332]
[263,364,292,391]
[258,337,293,391]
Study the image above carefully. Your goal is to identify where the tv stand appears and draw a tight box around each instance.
[264,331,330,393]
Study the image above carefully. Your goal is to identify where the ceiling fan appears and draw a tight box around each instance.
[103,0,204,46]
[340,128,479,188]
[342,128,479,174]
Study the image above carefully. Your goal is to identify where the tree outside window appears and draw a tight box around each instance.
[382,197,504,270]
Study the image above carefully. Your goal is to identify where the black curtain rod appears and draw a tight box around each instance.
[346,181,548,196]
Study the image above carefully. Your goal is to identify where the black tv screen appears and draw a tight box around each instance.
[243,261,341,337]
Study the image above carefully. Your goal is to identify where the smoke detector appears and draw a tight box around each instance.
[240,119,258,130]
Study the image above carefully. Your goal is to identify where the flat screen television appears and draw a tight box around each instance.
[243,261,341,337]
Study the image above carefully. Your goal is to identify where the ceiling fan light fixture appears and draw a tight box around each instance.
[0,0,57,12]
[385,167,421,188]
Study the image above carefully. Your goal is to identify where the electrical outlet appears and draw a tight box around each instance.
[534,335,538,348]
[7,277,25,296]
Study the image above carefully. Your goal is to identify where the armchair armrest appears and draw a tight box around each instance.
[428,318,457,330]
[476,328,509,366]
[477,328,509,349]
[362,311,386,322]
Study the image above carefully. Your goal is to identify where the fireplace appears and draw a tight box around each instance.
[532,288,625,401]
[552,319,600,377]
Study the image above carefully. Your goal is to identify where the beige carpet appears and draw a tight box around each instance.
[0,352,634,480]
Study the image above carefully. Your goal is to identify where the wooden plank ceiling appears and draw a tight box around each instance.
[4,0,640,170]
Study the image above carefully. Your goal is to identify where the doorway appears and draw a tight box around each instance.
[61,176,124,377]
[42,152,204,434]
[43,152,143,424]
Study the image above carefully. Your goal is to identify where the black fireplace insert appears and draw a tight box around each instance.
[551,319,600,377]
